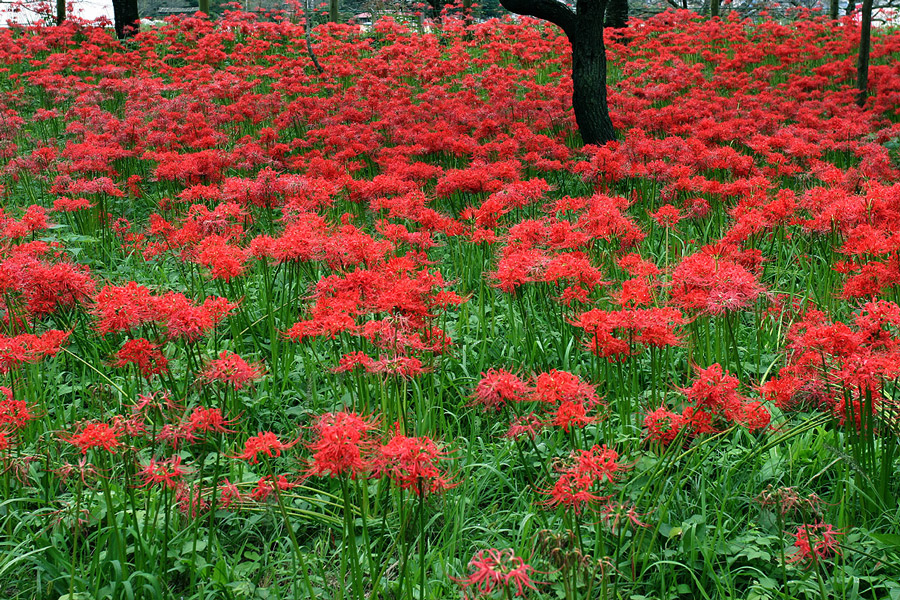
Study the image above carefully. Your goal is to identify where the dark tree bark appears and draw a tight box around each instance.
[856,0,874,107]
[604,0,627,28]
[499,0,616,145]
[829,0,839,19]
[426,0,445,19]
[329,0,339,22]
[199,0,209,14]
[847,0,856,15]
[306,0,324,74]
[56,0,65,25]
[463,0,475,27]
[111,0,139,39]
[710,0,719,17]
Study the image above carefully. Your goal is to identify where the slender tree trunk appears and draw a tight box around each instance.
[427,0,444,19]
[847,0,856,15]
[56,0,65,24]
[682,0,687,9]
[710,0,719,17]
[604,0,627,29]
[573,0,616,145]
[830,0,839,19]
[199,0,209,14]
[329,0,339,22]
[856,0,874,107]
[111,0,140,39]
[306,0,324,73]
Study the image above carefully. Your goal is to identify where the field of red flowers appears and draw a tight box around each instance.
[1,8,900,600]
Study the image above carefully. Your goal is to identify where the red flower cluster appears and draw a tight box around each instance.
[788,522,842,566]
[114,338,169,378]
[542,445,626,513]
[372,428,455,496]
[63,422,124,455]
[306,411,379,479]
[454,548,538,598]
[202,351,265,389]
[644,364,770,446]
[93,282,235,341]
[471,369,604,436]
[233,432,299,464]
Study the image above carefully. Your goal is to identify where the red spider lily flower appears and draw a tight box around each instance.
[219,478,244,508]
[670,251,764,315]
[570,445,624,483]
[0,330,70,374]
[114,413,148,439]
[193,235,249,282]
[373,428,455,496]
[233,432,299,464]
[53,457,99,487]
[787,523,842,566]
[306,411,379,479]
[644,406,684,446]
[176,483,210,518]
[471,369,531,411]
[156,424,198,449]
[63,422,124,455]
[114,338,169,378]
[540,471,606,513]
[137,455,188,489]
[677,364,771,433]
[453,548,539,598]
[504,414,546,440]
[52,197,94,212]
[250,474,299,502]
[530,370,598,405]
[541,445,626,513]
[650,204,682,228]
[0,387,34,430]
[600,502,650,532]
[548,400,597,432]
[186,407,234,435]
[202,350,265,389]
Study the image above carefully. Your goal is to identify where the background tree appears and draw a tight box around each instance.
[857,0,873,106]
[605,0,627,27]
[498,0,616,145]
[111,0,140,37]
[57,0,65,24]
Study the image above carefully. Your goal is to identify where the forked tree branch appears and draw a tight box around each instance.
[498,0,577,38]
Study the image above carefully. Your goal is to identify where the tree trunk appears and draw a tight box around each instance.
[710,0,719,17]
[829,0,839,19]
[856,0,874,107]
[572,0,616,145]
[847,0,856,15]
[329,0,339,22]
[427,0,444,19]
[498,0,616,146]
[682,0,687,9]
[199,0,209,14]
[604,0,627,29]
[111,0,139,39]
[463,0,474,27]
[306,0,324,74]
[56,0,65,24]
